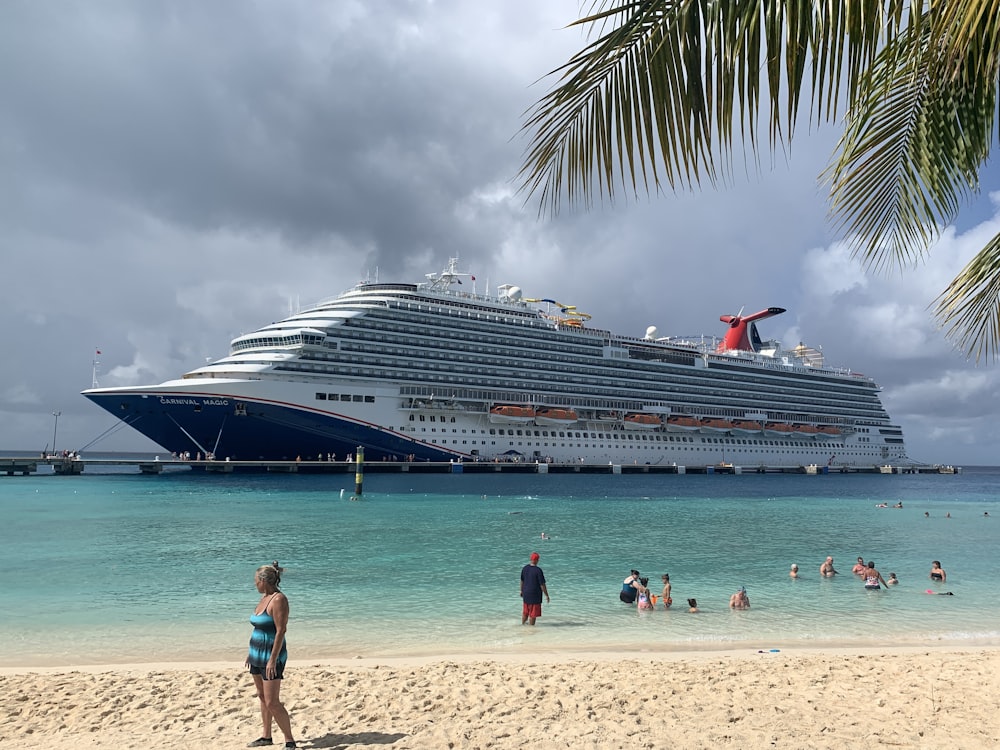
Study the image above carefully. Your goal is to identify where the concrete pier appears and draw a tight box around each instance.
[0,456,956,477]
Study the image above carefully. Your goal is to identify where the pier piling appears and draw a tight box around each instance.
[354,447,364,496]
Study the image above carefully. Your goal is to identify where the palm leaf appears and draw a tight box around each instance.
[936,232,1000,362]
[519,0,897,213]
[826,7,997,273]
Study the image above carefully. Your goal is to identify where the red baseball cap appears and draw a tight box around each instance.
[530,552,540,562]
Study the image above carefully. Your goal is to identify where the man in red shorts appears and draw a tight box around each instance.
[520,551,550,625]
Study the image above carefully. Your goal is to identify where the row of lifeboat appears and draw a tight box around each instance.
[488,406,661,429]
[488,405,582,426]
[488,406,841,438]
[667,416,840,438]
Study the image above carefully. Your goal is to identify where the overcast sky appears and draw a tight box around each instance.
[3,1,999,465]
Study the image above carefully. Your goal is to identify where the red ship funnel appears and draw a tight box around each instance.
[717,307,786,353]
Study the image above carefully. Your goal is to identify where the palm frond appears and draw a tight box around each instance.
[826,4,997,272]
[935,232,1000,362]
[518,0,896,214]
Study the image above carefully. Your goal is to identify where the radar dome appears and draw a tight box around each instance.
[497,284,522,301]
[645,326,658,340]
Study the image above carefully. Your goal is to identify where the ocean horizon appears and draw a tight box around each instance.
[4,461,998,667]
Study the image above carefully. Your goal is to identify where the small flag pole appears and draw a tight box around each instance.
[92,349,101,388]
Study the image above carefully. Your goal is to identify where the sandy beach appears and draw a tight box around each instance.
[4,647,999,749]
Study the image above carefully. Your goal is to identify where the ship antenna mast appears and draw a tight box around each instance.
[92,348,101,388]
[425,257,473,291]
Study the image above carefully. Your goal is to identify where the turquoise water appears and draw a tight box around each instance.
[4,466,999,666]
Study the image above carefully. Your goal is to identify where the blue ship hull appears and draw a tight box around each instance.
[83,391,459,462]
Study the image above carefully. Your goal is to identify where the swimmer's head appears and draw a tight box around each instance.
[790,564,798,571]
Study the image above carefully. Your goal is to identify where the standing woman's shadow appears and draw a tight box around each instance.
[303,731,408,748]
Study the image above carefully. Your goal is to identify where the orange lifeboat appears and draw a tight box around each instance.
[666,415,701,432]
[793,424,821,437]
[699,418,733,434]
[624,413,661,430]
[764,422,796,438]
[489,405,536,424]
[535,407,578,426]
[814,425,841,439]
[730,420,763,435]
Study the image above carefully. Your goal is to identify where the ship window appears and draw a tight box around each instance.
[430,416,436,422]
[419,415,425,422]
[316,393,327,400]
[489,429,496,435]
[365,396,375,403]
[341,394,350,401]
[353,395,363,402]
[450,417,456,423]
[409,415,415,421]
[559,432,565,438]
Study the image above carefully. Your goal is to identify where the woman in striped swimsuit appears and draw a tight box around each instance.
[246,561,296,749]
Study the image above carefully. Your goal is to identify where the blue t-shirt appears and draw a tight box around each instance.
[520,564,546,604]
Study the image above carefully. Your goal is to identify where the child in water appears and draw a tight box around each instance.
[661,573,673,608]
[636,578,654,610]
[687,598,699,613]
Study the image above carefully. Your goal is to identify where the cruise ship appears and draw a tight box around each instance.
[83,259,908,467]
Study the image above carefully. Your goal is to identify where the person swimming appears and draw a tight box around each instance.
[687,598,699,613]
[930,561,946,582]
[729,587,750,609]
[820,556,838,577]
[636,578,654,610]
[620,570,642,604]
[863,561,888,590]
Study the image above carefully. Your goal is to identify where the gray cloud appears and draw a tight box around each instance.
[2,0,999,464]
